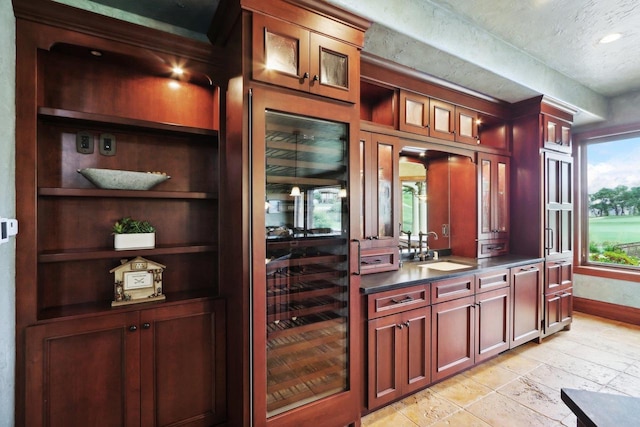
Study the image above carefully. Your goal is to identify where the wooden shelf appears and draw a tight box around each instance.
[38,107,218,137]
[39,244,217,263]
[37,289,217,321]
[39,187,217,199]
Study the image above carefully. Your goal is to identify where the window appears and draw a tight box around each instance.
[578,131,640,271]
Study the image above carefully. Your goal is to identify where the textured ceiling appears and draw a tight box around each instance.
[427,0,640,98]
[79,0,640,126]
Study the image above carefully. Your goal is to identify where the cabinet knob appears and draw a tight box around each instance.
[404,321,410,328]
[142,322,151,329]
[312,74,319,81]
[129,325,137,332]
[396,323,404,329]
[302,72,310,80]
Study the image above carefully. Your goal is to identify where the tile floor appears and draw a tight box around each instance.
[361,312,640,426]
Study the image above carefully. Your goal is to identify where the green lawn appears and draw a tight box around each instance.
[589,215,640,244]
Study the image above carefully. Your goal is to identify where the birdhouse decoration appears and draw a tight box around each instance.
[110,256,166,306]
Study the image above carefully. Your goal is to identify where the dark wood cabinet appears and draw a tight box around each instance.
[543,257,573,336]
[544,287,573,335]
[475,286,510,363]
[477,153,510,257]
[14,4,225,425]
[510,262,543,348]
[25,299,226,427]
[368,306,431,409]
[543,114,572,154]
[431,294,475,381]
[431,271,510,380]
[511,99,574,339]
[358,131,400,273]
[399,90,480,145]
[252,13,359,103]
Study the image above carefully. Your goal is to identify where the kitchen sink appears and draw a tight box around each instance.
[418,261,473,271]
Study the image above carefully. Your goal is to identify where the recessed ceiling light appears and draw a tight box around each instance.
[599,33,622,44]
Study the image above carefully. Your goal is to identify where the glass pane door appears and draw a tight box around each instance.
[263,110,349,416]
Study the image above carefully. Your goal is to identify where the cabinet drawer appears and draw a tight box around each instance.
[360,247,399,274]
[478,239,509,258]
[476,268,510,293]
[368,284,429,319]
[431,274,475,304]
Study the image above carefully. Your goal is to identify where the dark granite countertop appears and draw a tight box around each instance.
[360,254,544,294]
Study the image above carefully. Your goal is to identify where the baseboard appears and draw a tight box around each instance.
[573,297,640,326]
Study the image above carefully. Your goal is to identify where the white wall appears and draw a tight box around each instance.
[0,0,16,425]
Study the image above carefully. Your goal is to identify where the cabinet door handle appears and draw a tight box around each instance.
[142,322,151,329]
[391,296,414,304]
[351,239,361,276]
[129,325,137,332]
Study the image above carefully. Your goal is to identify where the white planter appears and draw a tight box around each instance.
[114,233,155,251]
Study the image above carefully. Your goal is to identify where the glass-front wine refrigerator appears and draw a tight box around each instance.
[250,88,359,426]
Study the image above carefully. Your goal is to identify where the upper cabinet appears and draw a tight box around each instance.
[477,153,510,257]
[252,13,359,103]
[543,115,572,154]
[358,131,400,273]
[397,89,507,151]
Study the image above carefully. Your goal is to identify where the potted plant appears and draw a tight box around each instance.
[112,217,156,250]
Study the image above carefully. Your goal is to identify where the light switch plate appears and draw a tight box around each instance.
[99,133,116,156]
[76,131,94,154]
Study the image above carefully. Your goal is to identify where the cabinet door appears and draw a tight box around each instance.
[367,307,431,410]
[403,308,432,395]
[476,287,510,362]
[543,115,572,153]
[545,258,573,294]
[359,132,399,249]
[140,300,226,427]
[309,32,358,103]
[455,106,480,145]
[510,263,543,348]
[431,295,475,381]
[252,14,310,92]
[544,288,572,335]
[478,153,510,242]
[25,312,140,427]
[368,312,403,408]
[399,90,430,135]
[544,152,573,259]
[429,99,455,141]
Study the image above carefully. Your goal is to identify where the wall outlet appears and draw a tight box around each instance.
[76,131,94,154]
[99,133,116,156]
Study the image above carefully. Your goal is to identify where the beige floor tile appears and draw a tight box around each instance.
[524,363,603,393]
[544,340,635,372]
[361,405,419,427]
[624,360,640,378]
[606,372,640,396]
[462,362,520,390]
[541,351,620,385]
[492,349,543,374]
[466,392,563,426]
[497,377,573,421]
[430,376,493,407]
[430,409,492,427]
[392,389,462,427]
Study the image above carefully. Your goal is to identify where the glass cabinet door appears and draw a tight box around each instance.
[263,110,349,416]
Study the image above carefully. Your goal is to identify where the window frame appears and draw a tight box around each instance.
[574,123,640,282]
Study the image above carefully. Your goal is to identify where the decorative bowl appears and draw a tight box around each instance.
[78,168,170,190]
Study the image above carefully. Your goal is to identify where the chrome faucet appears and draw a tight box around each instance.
[418,231,439,261]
